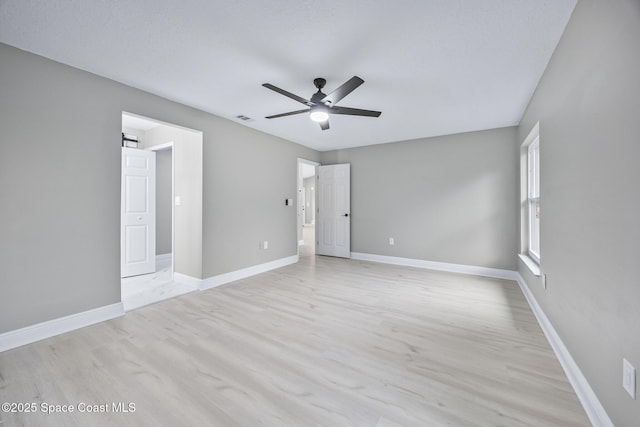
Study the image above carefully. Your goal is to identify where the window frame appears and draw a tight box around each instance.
[519,122,541,275]
[527,136,540,263]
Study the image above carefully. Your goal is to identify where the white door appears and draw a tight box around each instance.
[121,147,156,277]
[317,164,350,258]
[301,190,306,227]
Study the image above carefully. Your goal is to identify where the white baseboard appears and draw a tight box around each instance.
[514,273,613,427]
[200,255,299,290]
[0,302,124,353]
[350,252,516,280]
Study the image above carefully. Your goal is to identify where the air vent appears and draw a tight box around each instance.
[235,115,254,122]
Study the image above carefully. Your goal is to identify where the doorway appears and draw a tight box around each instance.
[148,142,174,271]
[120,112,202,311]
[297,158,319,257]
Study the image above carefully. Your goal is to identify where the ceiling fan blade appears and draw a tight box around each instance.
[319,120,330,131]
[262,83,312,106]
[265,109,309,119]
[322,76,364,105]
[330,106,381,117]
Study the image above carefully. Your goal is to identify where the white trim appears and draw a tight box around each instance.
[122,111,203,135]
[518,253,541,276]
[0,303,124,353]
[350,252,516,280]
[522,121,540,147]
[514,273,614,427]
[200,255,299,290]
[297,158,321,168]
[521,122,541,262]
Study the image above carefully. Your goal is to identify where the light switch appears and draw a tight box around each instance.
[623,358,636,399]
[175,196,181,206]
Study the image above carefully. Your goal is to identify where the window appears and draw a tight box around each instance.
[519,122,541,274]
[527,136,540,262]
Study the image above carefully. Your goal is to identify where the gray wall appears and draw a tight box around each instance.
[0,42,318,333]
[154,148,172,256]
[201,119,318,278]
[321,127,518,270]
[517,1,640,424]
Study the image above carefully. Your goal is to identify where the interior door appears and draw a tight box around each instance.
[121,147,156,277]
[317,163,351,258]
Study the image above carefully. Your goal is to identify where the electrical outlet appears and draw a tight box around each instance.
[623,358,636,399]
[263,241,269,250]
[389,237,395,246]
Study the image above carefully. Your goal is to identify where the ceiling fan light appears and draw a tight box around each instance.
[309,105,329,122]
[310,111,328,122]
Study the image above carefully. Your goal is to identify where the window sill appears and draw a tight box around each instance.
[518,254,541,277]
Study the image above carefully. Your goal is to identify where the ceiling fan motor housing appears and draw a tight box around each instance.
[313,78,326,90]
[262,75,381,130]
[311,78,328,103]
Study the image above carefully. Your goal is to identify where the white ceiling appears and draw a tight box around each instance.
[0,0,576,151]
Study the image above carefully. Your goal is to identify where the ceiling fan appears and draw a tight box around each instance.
[262,76,381,130]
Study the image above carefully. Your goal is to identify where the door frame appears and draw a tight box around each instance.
[148,141,175,277]
[297,158,320,256]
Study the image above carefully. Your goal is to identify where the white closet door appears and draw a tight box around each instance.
[317,164,350,258]
[121,147,156,277]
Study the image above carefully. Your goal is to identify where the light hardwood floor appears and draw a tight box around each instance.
[0,248,590,426]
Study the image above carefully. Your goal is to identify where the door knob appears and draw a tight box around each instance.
[343,213,349,217]
[138,216,142,220]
